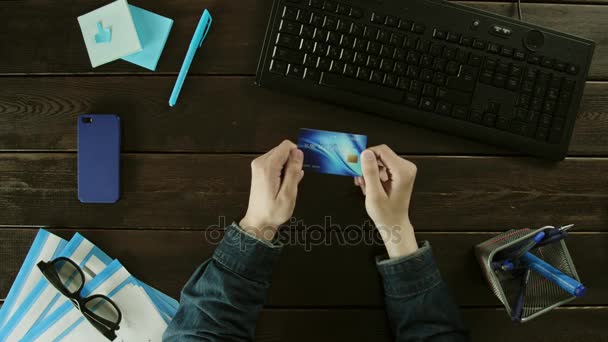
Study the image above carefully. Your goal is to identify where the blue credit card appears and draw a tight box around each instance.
[297,128,367,176]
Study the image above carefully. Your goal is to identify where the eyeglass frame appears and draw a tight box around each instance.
[37,257,122,341]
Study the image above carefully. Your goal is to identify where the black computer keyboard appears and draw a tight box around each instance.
[255,0,595,159]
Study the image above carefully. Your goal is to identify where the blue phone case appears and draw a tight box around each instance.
[77,114,121,203]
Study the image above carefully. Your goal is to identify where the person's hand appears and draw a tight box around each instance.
[240,140,304,242]
[354,145,419,258]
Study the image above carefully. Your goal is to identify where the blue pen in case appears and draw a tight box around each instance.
[169,9,212,106]
[522,252,586,297]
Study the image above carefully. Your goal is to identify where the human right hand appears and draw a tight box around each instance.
[354,145,419,259]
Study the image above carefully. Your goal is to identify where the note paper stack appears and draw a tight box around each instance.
[78,0,173,70]
[0,229,179,341]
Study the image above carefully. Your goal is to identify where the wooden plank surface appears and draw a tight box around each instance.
[1,77,607,155]
[1,154,606,230]
[256,308,608,342]
[0,1,606,79]
[1,228,605,307]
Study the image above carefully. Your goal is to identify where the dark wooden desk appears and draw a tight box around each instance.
[1,0,607,340]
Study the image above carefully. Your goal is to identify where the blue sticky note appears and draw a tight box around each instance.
[122,5,173,71]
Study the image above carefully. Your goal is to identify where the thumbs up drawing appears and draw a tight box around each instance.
[94,21,112,44]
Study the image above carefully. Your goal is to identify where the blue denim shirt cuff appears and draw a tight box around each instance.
[375,241,443,298]
[212,222,283,283]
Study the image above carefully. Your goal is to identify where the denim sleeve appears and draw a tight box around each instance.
[377,241,470,342]
[163,222,282,342]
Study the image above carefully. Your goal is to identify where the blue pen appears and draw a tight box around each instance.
[169,10,213,107]
[521,252,586,297]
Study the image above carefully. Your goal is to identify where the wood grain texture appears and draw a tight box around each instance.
[1,154,606,230]
[0,228,605,307]
[256,308,608,341]
[0,1,606,78]
[1,77,607,155]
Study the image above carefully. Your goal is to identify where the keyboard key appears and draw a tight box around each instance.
[541,57,554,69]
[406,65,420,79]
[363,26,378,40]
[317,57,331,71]
[404,92,420,106]
[433,29,447,40]
[280,20,302,35]
[500,47,513,57]
[384,73,398,87]
[429,43,443,56]
[356,66,371,80]
[303,67,321,82]
[297,9,312,24]
[340,35,355,48]
[482,113,497,127]
[282,6,299,20]
[313,28,329,41]
[470,108,483,123]
[327,31,341,45]
[277,33,301,49]
[337,3,350,15]
[376,29,390,44]
[323,0,337,12]
[350,23,364,36]
[320,72,404,102]
[554,61,567,72]
[269,59,288,74]
[420,68,433,82]
[350,7,363,18]
[496,116,511,130]
[468,54,482,66]
[412,23,426,34]
[354,38,368,52]
[379,45,395,58]
[287,64,305,78]
[313,42,329,55]
[528,55,541,65]
[344,63,357,77]
[488,101,500,114]
[447,32,460,43]
[310,13,324,27]
[446,65,478,91]
[385,15,399,27]
[422,83,436,97]
[436,87,471,105]
[380,58,394,72]
[420,54,434,68]
[488,43,501,54]
[370,70,385,83]
[367,55,381,68]
[324,15,339,30]
[479,69,493,84]
[406,51,421,65]
[309,0,323,8]
[509,64,523,77]
[394,48,407,60]
[340,48,355,62]
[432,58,447,72]
[304,54,318,67]
[367,41,381,55]
[420,97,436,111]
[353,52,367,65]
[371,12,385,24]
[510,121,534,137]
[513,50,526,61]
[329,60,345,73]
[446,61,460,75]
[566,64,579,75]
[460,36,473,47]
[300,25,315,39]
[456,50,469,63]
[273,46,305,64]
[404,37,418,49]
[517,94,530,108]
[398,19,412,31]
[506,78,520,91]
[397,77,409,90]
[443,47,456,60]
[416,40,431,53]
[472,39,486,50]
[452,105,468,119]
[337,20,352,33]
[389,33,404,47]
[436,101,452,115]
[535,127,549,141]
[493,73,507,88]
[409,80,423,94]
[496,62,509,75]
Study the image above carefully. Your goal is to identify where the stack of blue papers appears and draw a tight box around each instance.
[0,229,179,341]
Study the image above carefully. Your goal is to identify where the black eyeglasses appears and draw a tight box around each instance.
[37,257,122,340]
